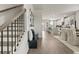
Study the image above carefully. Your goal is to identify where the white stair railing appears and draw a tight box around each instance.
[0,6,26,54]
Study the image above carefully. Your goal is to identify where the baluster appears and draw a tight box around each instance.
[19,16,21,34]
[7,26,9,54]
[1,31,3,54]
[19,16,22,42]
[20,15,23,40]
[17,18,19,46]
[21,14,23,35]
[22,14,24,34]
[11,23,13,54]
[23,14,25,33]
[20,15,22,35]
[14,20,16,52]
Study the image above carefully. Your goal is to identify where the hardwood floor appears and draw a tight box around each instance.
[28,31,73,54]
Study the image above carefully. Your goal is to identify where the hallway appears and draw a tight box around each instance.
[0,4,78,54]
[28,31,73,54]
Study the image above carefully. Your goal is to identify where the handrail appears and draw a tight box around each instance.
[0,4,23,13]
[0,8,26,32]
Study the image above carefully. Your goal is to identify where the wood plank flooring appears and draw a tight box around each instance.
[28,31,73,54]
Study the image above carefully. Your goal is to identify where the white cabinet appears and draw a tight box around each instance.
[61,28,79,46]
[67,29,79,45]
[61,28,67,41]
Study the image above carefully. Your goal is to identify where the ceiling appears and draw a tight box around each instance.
[33,4,79,20]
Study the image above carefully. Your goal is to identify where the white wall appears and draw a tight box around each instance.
[34,14,42,38]
[24,4,42,38]
[23,4,34,53]
[34,11,42,38]
[24,4,34,31]
[42,20,48,31]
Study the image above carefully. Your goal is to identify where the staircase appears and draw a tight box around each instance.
[0,5,26,54]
